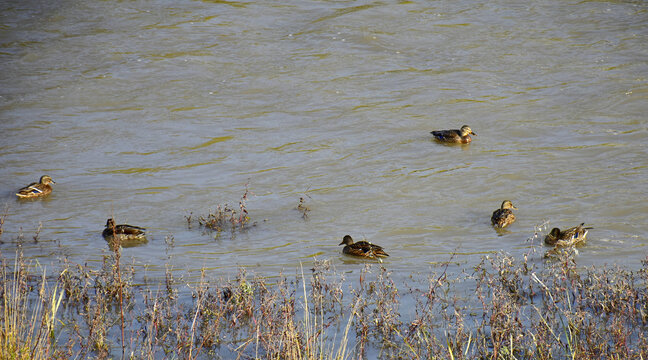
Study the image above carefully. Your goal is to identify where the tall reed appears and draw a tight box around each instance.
[1,254,64,359]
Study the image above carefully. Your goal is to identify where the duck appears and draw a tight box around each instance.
[431,125,476,144]
[16,175,55,199]
[338,235,389,259]
[102,218,147,247]
[544,223,590,247]
[491,200,517,228]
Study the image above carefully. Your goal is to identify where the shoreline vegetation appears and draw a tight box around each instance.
[1,223,647,359]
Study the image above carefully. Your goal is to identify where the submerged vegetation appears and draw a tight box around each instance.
[1,222,647,359]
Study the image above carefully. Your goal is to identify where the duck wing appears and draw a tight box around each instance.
[352,241,389,257]
[563,223,588,244]
[115,224,146,235]
[17,182,44,196]
[560,223,583,239]
[431,129,460,142]
[491,209,515,228]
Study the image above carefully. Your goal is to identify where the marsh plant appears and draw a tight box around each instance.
[0,254,65,359]
[186,184,252,235]
[297,196,310,220]
[1,223,648,359]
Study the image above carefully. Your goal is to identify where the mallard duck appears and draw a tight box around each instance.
[16,175,55,199]
[491,200,517,228]
[544,223,590,247]
[338,235,389,259]
[431,125,476,144]
[102,218,147,247]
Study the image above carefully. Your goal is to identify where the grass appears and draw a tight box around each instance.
[1,253,65,359]
[1,220,647,359]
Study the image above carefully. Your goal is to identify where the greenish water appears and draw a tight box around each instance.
[1,0,647,288]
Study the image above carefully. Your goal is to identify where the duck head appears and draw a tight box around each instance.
[501,200,517,210]
[460,125,476,137]
[40,175,55,185]
[339,235,354,246]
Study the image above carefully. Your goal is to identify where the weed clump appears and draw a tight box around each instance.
[297,197,310,219]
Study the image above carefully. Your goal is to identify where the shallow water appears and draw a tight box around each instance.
[1,0,647,287]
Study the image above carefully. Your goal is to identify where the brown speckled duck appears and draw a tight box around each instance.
[491,200,517,228]
[431,125,476,144]
[544,223,590,247]
[16,175,55,199]
[102,218,147,247]
[339,235,389,259]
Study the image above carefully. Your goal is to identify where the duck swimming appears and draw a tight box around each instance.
[16,175,55,199]
[431,125,476,144]
[102,218,147,247]
[338,235,389,259]
[544,223,590,247]
[491,200,517,228]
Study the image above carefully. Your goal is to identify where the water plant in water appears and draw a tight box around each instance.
[297,196,310,219]
[1,253,65,359]
[186,183,252,235]
[1,221,648,358]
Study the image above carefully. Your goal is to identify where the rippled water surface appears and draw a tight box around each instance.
[1,0,647,284]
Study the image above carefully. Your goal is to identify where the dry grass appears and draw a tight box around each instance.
[186,184,252,235]
[1,253,65,359]
[0,221,647,359]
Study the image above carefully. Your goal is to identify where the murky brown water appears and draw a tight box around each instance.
[1,0,647,285]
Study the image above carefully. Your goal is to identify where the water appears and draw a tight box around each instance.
[1,0,647,287]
